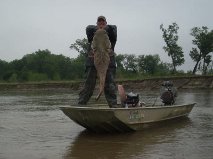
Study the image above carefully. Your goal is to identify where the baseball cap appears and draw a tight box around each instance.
[97,16,106,22]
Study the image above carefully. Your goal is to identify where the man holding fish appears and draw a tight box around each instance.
[78,16,118,108]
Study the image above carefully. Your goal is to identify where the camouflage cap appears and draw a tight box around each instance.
[97,16,106,22]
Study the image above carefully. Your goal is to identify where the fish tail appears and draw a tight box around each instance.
[95,71,106,101]
[95,91,103,101]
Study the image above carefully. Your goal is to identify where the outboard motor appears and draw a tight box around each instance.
[125,92,139,107]
[118,85,140,107]
[160,81,177,105]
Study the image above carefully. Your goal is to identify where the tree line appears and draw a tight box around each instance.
[0,50,85,82]
[0,49,173,82]
[0,24,212,82]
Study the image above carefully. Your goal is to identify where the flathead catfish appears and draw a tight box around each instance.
[91,29,111,100]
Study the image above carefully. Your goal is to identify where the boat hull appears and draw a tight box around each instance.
[60,103,195,133]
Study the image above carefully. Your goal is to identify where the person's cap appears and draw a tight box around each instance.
[97,16,106,22]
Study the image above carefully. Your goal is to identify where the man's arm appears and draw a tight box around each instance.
[86,25,97,44]
[106,25,117,51]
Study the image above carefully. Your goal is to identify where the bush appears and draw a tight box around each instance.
[28,72,49,81]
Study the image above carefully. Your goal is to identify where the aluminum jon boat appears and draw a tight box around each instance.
[60,103,195,133]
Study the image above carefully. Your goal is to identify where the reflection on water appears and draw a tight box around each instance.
[0,89,213,159]
[65,118,192,159]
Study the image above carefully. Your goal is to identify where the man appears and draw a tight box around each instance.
[78,16,118,107]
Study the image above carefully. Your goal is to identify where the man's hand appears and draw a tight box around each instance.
[97,20,107,29]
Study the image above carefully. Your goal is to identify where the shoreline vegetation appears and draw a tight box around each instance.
[1,25,212,86]
[0,75,212,91]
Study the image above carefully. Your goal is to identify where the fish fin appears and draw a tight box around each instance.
[95,91,103,101]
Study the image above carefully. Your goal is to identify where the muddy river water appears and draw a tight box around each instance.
[0,89,212,159]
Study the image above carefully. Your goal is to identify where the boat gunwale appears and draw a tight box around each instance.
[59,103,196,111]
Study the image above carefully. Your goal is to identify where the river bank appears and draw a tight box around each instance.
[0,75,212,91]
[118,75,213,90]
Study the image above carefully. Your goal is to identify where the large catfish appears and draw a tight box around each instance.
[91,29,111,100]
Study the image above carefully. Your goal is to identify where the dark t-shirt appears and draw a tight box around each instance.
[85,25,117,67]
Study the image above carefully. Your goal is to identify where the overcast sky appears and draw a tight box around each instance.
[0,0,212,71]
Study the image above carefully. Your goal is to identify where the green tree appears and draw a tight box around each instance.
[115,54,125,71]
[7,49,79,81]
[22,49,56,79]
[190,27,213,74]
[137,54,172,75]
[207,58,213,74]
[8,73,18,82]
[122,54,138,73]
[160,23,185,73]
[70,38,90,58]
[156,62,173,75]
[138,54,160,74]
[0,60,10,81]
[70,38,90,77]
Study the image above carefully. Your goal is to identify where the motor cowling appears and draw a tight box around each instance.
[118,85,140,107]
[160,81,177,105]
[125,92,139,107]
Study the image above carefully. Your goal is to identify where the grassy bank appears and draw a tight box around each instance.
[0,80,82,90]
[0,75,212,91]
